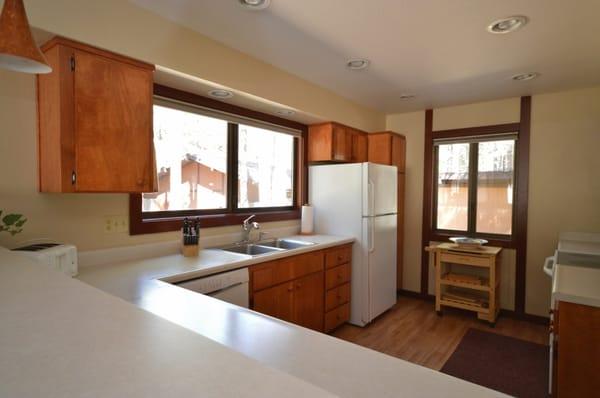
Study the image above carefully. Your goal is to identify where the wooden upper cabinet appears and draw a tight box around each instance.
[308,122,367,163]
[351,129,368,162]
[37,37,156,193]
[368,131,406,172]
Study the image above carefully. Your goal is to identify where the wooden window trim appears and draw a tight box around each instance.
[421,97,531,315]
[130,84,308,235]
[430,139,518,246]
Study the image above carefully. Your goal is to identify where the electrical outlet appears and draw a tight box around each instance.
[104,215,128,233]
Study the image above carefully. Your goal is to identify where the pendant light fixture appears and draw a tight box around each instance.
[0,0,51,74]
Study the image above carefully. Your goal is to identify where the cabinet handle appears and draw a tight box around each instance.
[287,286,294,292]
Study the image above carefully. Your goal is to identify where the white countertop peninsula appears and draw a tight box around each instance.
[1,235,505,397]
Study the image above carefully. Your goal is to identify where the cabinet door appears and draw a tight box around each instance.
[293,272,325,331]
[73,50,153,192]
[253,281,295,323]
[332,125,352,161]
[351,131,368,162]
[368,133,392,165]
[293,272,324,331]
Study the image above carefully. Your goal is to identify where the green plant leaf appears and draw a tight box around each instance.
[15,219,27,227]
[2,214,22,226]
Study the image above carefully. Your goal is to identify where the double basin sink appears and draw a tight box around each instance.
[218,238,315,257]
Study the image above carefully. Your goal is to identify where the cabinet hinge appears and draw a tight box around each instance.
[70,56,75,71]
[71,171,76,185]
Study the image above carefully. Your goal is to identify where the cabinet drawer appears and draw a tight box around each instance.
[325,263,351,290]
[325,303,350,332]
[251,251,324,291]
[440,252,490,267]
[325,283,351,312]
[325,245,352,269]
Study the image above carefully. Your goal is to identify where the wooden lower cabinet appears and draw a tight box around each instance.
[253,281,295,323]
[250,243,352,333]
[293,272,325,330]
[553,300,600,397]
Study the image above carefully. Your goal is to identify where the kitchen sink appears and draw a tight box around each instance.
[220,243,285,256]
[217,239,315,257]
[259,238,316,250]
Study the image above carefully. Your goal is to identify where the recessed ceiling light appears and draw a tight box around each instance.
[346,58,370,70]
[276,109,295,116]
[399,94,416,100]
[208,89,234,99]
[238,0,270,10]
[487,16,528,34]
[511,72,540,81]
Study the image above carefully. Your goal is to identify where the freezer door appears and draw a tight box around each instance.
[361,214,397,323]
[362,163,398,216]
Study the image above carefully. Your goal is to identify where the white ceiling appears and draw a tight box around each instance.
[132,0,600,113]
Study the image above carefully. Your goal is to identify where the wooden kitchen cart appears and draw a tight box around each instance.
[427,243,502,325]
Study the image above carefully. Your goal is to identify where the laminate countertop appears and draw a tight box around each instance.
[552,263,600,308]
[2,236,506,397]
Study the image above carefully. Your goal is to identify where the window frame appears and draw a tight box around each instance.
[425,121,526,250]
[130,84,308,235]
[431,137,518,242]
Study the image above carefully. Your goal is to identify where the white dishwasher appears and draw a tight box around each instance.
[175,268,249,308]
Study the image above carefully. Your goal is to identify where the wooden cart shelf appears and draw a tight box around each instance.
[428,243,502,325]
[440,278,490,291]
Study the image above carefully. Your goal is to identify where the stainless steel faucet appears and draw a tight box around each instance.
[241,214,260,242]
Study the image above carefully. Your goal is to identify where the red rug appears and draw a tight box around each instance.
[441,328,549,397]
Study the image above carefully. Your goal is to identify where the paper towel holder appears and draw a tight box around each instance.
[300,204,314,236]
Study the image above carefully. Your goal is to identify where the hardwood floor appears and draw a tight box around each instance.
[332,295,549,371]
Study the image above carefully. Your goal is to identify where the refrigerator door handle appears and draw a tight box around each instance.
[368,218,375,253]
[368,179,375,216]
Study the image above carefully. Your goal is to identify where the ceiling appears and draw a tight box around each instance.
[132,0,600,113]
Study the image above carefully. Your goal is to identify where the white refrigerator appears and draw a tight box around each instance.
[309,162,397,326]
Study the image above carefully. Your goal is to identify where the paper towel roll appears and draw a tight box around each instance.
[300,205,314,235]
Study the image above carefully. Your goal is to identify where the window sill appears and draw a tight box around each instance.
[430,232,516,249]
[130,209,300,235]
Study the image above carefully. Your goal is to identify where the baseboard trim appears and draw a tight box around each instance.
[499,309,550,325]
[397,289,549,325]
[397,289,434,301]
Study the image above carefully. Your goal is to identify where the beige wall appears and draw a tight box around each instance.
[0,0,386,250]
[387,87,600,316]
[18,0,384,132]
[0,68,298,251]
[526,86,600,315]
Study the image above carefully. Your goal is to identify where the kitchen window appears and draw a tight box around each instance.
[130,85,307,234]
[433,135,516,239]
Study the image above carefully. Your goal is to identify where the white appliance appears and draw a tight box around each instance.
[310,162,397,326]
[176,268,249,308]
[544,232,600,395]
[13,243,78,276]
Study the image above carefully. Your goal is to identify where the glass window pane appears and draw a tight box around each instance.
[436,143,469,231]
[238,124,294,208]
[142,104,228,212]
[476,140,515,235]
